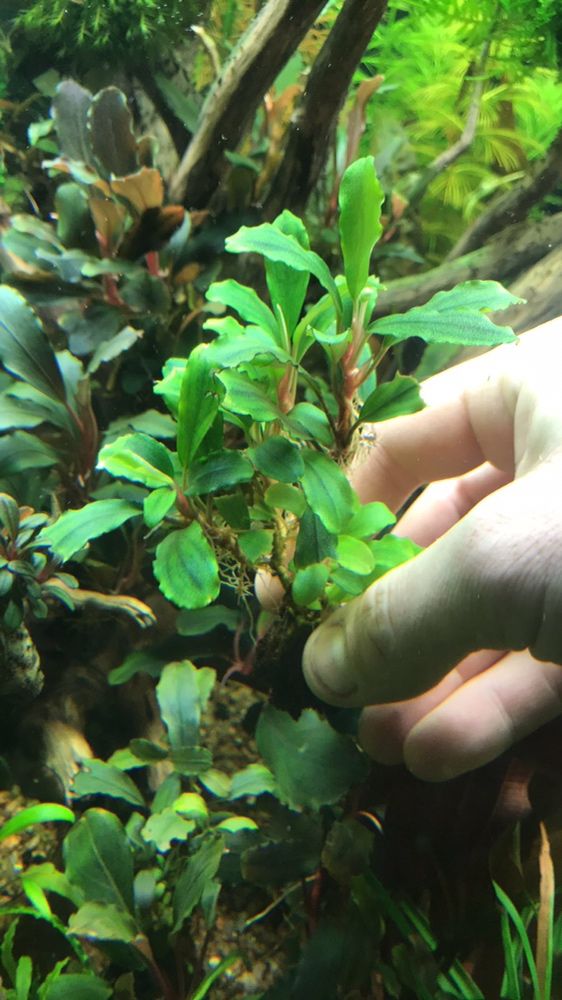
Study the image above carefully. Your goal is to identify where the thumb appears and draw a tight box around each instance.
[302,478,552,706]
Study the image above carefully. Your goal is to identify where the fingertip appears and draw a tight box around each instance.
[302,622,360,705]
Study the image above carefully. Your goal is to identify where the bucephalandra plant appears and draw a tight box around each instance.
[35,156,520,705]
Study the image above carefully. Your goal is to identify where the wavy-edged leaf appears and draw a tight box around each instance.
[266,211,311,336]
[97,433,174,488]
[52,80,93,165]
[218,370,281,423]
[206,280,278,340]
[37,500,141,561]
[0,431,59,475]
[370,281,521,346]
[187,450,254,495]
[177,344,220,469]
[154,523,220,609]
[301,452,356,533]
[250,436,304,483]
[359,375,425,423]
[64,808,134,913]
[156,660,215,749]
[71,760,145,807]
[87,87,137,177]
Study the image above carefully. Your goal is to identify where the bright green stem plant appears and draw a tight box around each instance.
[36,156,521,699]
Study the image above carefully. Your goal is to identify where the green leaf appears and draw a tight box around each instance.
[282,402,333,447]
[346,502,396,538]
[191,954,242,1000]
[206,280,278,340]
[301,452,356,533]
[97,433,174,488]
[154,72,200,132]
[238,529,273,562]
[173,834,224,933]
[52,80,93,165]
[0,431,58,475]
[173,792,209,823]
[176,605,239,636]
[21,862,80,907]
[265,482,306,516]
[153,523,220,609]
[214,492,250,529]
[336,535,375,575]
[87,326,142,374]
[250,437,304,483]
[0,287,66,401]
[71,760,145,808]
[187,450,254,495]
[204,319,291,367]
[256,707,368,810]
[177,344,220,469]
[226,223,342,321]
[218,370,281,422]
[170,746,213,776]
[64,809,135,913]
[141,809,194,851]
[156,660,215,749]
[143,486,176,529]
[229,763,277,800]
[68,901,139,943]
[41,974,112,1000]
[265,211,311,335]
[339,156,384,302]
[105,409,176,441]
[15,956,32,1000]
[292,564,330,607]
[294,508,337,568]
[37,500,141,561]
[359,375,425,424]
[0,804,74,843]
[370,281,520,346]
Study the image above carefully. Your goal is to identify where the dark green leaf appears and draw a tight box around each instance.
[265,211,311,335]
[154,73,200,131]
[37,500,141,561]
[52,80,93,165]
[87,326,142,374]
[153,523,220,609]
[173,834,224,932]
[294,508,337,568]
[64,809,135,913]
[128,739,168,763]
[177,344,221,469]
[55,182,93,248]
[0,287,66,401]
[256,707,368,810]
[71,760,145,808]
[370,281,520,347]
[250,437,304,483]
[170,746,213,776]
[339,156,384,302]
[187,450,254,495]
[156,660,215,749]
[176,605,239,636]
[214,492,250,529]
[68,902,139,944]
[98,433,174,488]
[41,973,112,1000]
[301,452,356,533]
[87,87,138,177]
[359,375,424,423]
[282,402,333,447]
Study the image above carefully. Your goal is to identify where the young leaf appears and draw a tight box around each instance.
[265,211,311,336]
[301,452,357,533]
[173,834,224,932]
[97,433,174,488]
[37,500,141,561]
[256,707,368,811]
[206,280,278,340]
[250,436,305,483]
[0,287,66,401]
[370,281,521,346]
[153,523,220,609]
[339,156,384,302]
[358,375,425,424]
[187,451,254,495]
[336,536,375,575]
[64,809,135,914]
[156,660,216,749]
[177,345,220,468]
[226,223,342,321]
[143,486,176,529]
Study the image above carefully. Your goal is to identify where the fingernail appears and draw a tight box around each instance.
[303,625,358,700]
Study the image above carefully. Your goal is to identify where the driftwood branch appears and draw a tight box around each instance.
[406,40,491,209]
[447,125,562,259]
[373,211,562,318]
[265,0,388,218]
[168,0,326,206]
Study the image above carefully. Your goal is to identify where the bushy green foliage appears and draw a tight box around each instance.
[14,0,204,63]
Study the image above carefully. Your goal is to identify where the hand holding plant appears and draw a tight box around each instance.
[305,321,562,780]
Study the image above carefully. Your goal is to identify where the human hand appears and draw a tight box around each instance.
[303,318,562,781]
